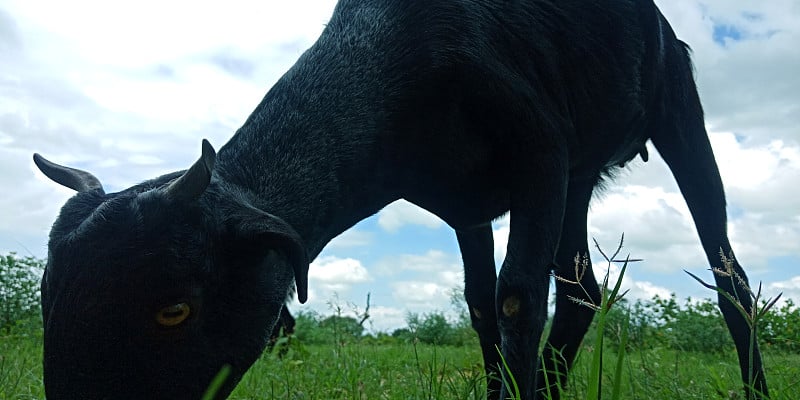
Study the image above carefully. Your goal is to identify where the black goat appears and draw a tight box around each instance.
[34,0,767,399]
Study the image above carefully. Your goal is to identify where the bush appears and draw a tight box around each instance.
[293,311,365,345]
[0,253,44,333]
[602,298,661,350]
[391,327,414,342]
[406,311,476,346]
[603,294,737,354]
[320,315,365,342]
[760,298,800,352]
[663,297,734,354]
[407,312,452,345]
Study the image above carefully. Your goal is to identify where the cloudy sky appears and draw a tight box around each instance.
[1,0,798,332]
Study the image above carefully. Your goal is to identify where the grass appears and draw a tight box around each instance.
[230,339,486,399]
[2,326,800,399]
[4,245,797,399]
[168,341,800,399]
[0,328,44,399]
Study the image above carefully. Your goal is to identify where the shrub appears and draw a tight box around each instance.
[760,298,800,352]
[601,294,735,353]
[406,311,476,346]
[602,298,661,350]
[320,315,365,342]
[0,253,44,333]
[663,297,733,354]
[407,312,452,345]
[293,311,364,345]
[391,327,415,342]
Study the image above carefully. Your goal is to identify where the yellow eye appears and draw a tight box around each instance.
[156,303,191,327]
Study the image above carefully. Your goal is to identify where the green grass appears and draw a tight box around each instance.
[2,324,799,399]
[0,327,44,399]
[234,341,800,400]
[230,340,486,399]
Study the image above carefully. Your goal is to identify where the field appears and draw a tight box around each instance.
[232,341,800,399]
[2,323,799,399]
[2,253,799,399]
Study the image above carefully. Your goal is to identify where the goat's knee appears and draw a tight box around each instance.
[496,270,549,325]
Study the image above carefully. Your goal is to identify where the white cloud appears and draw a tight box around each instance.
[711,133,796,189]
[656,1,800,143]
[127,154,164,166]
[593,132,800,276]
[492,216,510,267]
[375,250,460,275]
[370,250,465,315]
[292,256,371,315]
[326,229,373,249]
[364,306,408,333]
[727,214,800,277]
[0,148,73,255]
[710,134,800,229]
[594,261,673,302]
[377,200,444,233]
[308,256,370,291]
[0,0,340,258]
[8,0,335,66]
[1,0,796,329]
[391,281,452,310]
[588,185,706,273]
[767,276,800,304]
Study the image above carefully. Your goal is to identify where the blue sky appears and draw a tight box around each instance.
[713,24,743,44]
[1,0,798,332]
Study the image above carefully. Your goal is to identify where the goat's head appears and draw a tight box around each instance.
[34,140,308,399]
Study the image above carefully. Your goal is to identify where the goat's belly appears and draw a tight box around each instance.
[404,187,510,231]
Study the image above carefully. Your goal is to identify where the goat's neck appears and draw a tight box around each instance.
[212,8,432,258]
[214,81,398,259]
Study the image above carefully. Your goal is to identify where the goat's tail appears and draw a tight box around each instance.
[649,14,769,398]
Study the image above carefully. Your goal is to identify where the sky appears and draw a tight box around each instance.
[1,0,798,333]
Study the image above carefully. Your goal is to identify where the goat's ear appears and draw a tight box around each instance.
[164,139,216,202]
[33,153,105,193]
[238,213,309,303]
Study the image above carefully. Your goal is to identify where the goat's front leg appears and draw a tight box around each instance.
[497,161,568,400]
[537,177,600,399]
[456,224,501,400]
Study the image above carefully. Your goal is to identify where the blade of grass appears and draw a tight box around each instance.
[497,346,521,400]
[201,364,232,400]
[610,309,630,400]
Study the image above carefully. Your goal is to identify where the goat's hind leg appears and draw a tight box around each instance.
[652,41,768,398]
[653,128,768,398]
[457,224,501,400]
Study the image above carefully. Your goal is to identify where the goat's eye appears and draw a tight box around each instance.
[155,303,191,327]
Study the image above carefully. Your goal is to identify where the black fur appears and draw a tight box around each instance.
[36,1,767,399]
